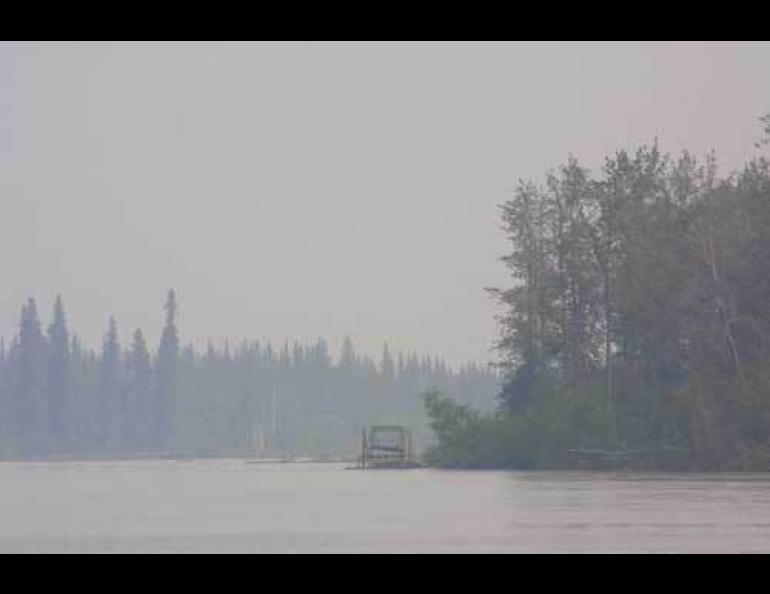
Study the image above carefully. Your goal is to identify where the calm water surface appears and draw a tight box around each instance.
[2,460,770,553]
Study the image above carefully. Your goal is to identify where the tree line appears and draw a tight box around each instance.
[425,120,770,470]
[0,291,498,459]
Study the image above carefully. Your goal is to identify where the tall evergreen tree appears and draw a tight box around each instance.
[46,296,70,444]
[14,298,47,450]
[68,334,88,446]
[154,290,179,451]
[0,338,8,448]
[381,342,395,380]
[99,317,121,446]
[125,329,152,449]
[339,336,357,370]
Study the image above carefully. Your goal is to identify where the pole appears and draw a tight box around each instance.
[361,428,368,469]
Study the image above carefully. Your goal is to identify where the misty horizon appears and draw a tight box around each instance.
[3,41,769,367]
[0,290,490,369]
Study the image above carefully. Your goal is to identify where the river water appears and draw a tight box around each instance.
[2,459,770,553]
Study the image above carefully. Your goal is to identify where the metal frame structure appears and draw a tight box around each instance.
[359,425,415,469]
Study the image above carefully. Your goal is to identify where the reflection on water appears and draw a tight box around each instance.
[2,460,770,553]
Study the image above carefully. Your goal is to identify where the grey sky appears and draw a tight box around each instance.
[1,41,769,365]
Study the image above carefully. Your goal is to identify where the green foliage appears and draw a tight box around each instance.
[423,382,616,468]
[428,126,770,470]
[422,389,511,468]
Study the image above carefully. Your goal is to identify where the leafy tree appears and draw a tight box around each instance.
[439,133,770,470]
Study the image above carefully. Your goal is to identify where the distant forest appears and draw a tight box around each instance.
[425,118,770,470]
[0,291,498,460]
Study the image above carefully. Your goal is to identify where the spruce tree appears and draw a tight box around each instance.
[15,298,47,452]
[100,317,121,446]
[125,329,152,449]
[381,342,395,380]
[0,338,7,449]
[153,290,179,451]
[68,334,86,446]
[46,296,70,446]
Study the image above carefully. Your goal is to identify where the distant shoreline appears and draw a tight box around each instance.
[3,454,770,473]
[0,452,357,464]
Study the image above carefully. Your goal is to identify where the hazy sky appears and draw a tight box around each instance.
[1,41,769,365]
